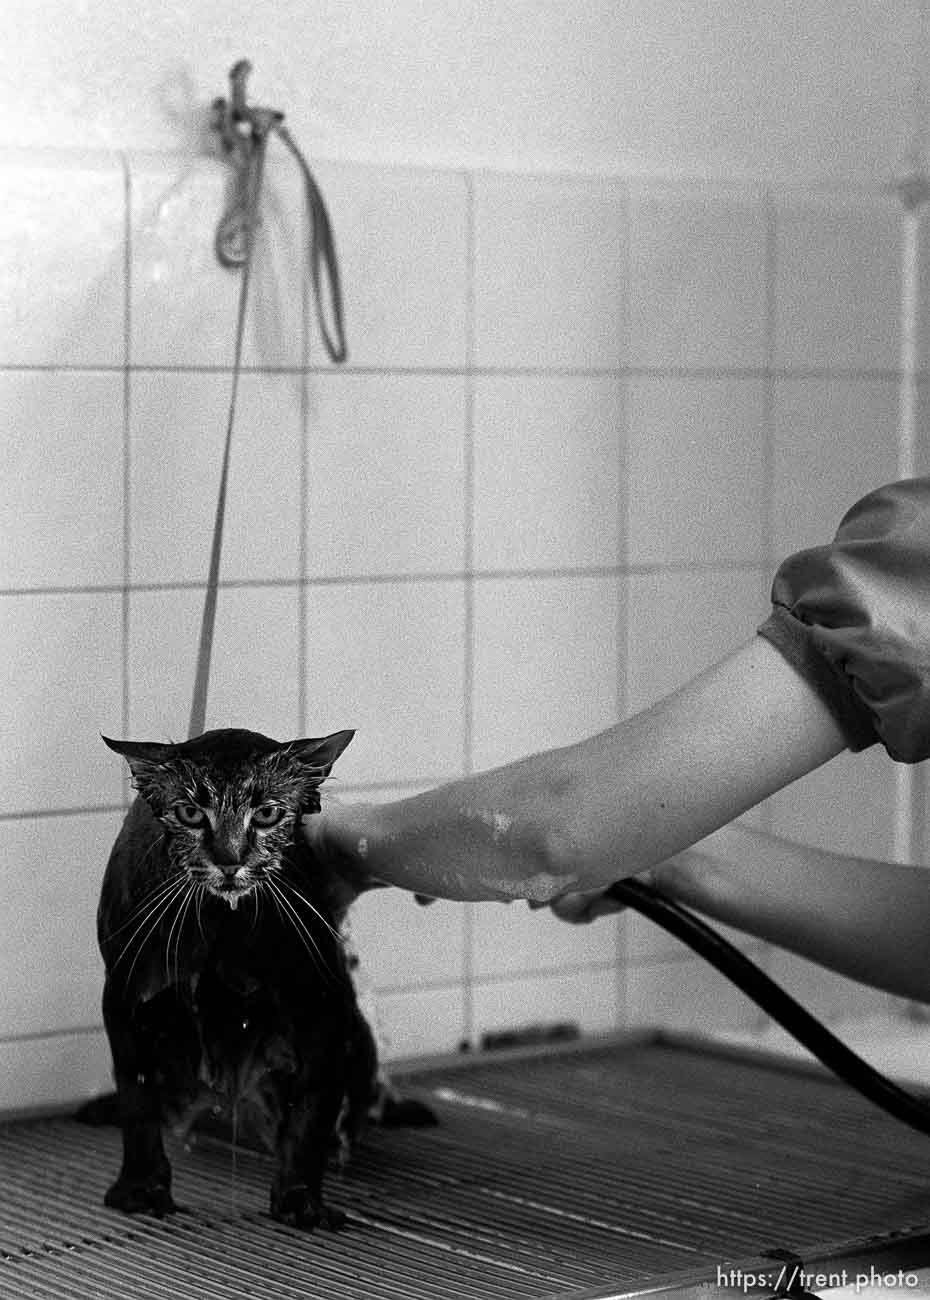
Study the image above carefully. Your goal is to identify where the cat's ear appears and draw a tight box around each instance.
[283,730,355,780]
[101,735,177,786]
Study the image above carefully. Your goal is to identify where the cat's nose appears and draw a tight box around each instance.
[211,835,244,868]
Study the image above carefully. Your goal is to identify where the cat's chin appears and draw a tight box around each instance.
[204,886,253,911]
[216,888,256,911]
[197,867,263,910]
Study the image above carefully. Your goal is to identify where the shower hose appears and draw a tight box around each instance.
[607,876,930,1136]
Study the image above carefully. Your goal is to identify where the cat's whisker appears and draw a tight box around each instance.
[167,884,197,991]
[247,884,262,935]
[109,875,189,971]
[276,875,345,944]
[263,877,286,928]
[194,884,207,943]
[99,862,183,942]
[264,877,315,958]
[120,877,191,990]
[264,877,338,983]
[179,886,200,981]
[108,835,177,926]
[262,881,316,974]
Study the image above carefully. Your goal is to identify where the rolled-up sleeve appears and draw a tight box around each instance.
[757,478,930,762]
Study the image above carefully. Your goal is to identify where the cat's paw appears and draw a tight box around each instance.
[105,1177,177,1218]
[271,1184,346,1232]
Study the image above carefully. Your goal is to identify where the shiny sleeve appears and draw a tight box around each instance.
[757,478,930,762]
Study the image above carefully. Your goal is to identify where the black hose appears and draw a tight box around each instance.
[606,877,930,1136]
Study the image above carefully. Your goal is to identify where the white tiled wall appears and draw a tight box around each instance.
[0,148,920,1111]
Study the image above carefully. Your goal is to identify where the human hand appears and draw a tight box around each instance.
[539,875,653,924]
[546,890,626,923]
[542,850,730,924]
[303,797,390,893]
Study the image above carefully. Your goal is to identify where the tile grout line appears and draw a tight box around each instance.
[461,169,477,1049]
[120,151,132,757]
[762,184,778,587]
[297,179,311,736]
[752,184,780,1027]
[615,178,630,730]
[0,557,776,601]
[0,804,129,823]
[0,776,450,823]
[0,1025,106,1047]
[462,169,477,778]
[1,360,923,382]
[615,179,632,1030]
[761,188,779,857]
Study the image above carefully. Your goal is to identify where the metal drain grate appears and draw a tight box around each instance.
[2,1035,930,1300]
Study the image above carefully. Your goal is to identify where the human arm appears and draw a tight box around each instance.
[311,635,847,903]
[633,823,930,1004]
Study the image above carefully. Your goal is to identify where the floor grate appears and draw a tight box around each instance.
[2,1035,930,1299]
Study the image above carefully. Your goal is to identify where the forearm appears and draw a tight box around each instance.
[316,637,848,902]
[653,823,930,1002]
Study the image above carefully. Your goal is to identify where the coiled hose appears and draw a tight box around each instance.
[606,877,930,1136]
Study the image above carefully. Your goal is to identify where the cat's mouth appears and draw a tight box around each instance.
[196,864,264,910]
[216,880,250,910]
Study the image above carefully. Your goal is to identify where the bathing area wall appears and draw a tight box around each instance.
[0,148,925,1110]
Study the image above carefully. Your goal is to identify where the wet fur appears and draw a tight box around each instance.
[94,727,412,1230]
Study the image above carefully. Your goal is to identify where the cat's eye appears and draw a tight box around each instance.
[173,802,207,828]
[251,803,285,829]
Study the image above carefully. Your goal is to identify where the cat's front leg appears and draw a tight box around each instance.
[270,1093,348,1230]
[101,980,177,1218]
[104,1081,176,1219]
[270,1032,349,1230]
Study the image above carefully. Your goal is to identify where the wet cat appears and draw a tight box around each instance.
[93,726,427,1230]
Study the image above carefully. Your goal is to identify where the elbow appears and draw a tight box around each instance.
[522,810,609,903]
